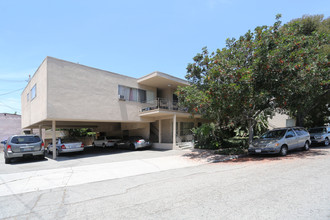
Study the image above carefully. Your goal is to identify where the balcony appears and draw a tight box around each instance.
[141,98,187,112]
[139,98,192,118]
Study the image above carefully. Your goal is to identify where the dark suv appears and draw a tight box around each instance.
[3,135,45,164]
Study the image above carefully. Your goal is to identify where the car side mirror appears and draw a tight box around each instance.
[1,141,5,144]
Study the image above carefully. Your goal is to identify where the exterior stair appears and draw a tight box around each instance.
[177,142,194,150]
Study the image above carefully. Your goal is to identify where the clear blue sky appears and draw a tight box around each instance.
[0,0,329,114]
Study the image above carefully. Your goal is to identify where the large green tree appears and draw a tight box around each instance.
[178,14,329,147]
[255,15,330,126]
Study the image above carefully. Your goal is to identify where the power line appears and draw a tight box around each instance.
[0,101,20,111]
[0,87,25,96]
[0,79,27,82]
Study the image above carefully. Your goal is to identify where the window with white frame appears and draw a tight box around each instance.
[31,84,36,100]
[118,85,154,103]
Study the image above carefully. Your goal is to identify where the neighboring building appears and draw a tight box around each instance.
[268,113,296,129]
[21,57,203,150]
[0,113,22,141]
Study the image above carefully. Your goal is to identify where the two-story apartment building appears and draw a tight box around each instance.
[21,57,203,152]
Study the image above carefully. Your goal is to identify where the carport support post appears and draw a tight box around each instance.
[39,125,42,139]
[173,114,176,149]
[52,120,56,160]
[158,120,162,143]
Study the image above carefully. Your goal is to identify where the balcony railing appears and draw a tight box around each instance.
[140,98,188,113]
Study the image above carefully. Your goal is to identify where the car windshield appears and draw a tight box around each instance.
[129,136,144,140]
[308,128,326,133]
[61,138,79,143]
[260,130,286,139]
[109,136,121,139]
[11,136,41,144]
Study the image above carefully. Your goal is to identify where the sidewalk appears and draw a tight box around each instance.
[0,154,206,197]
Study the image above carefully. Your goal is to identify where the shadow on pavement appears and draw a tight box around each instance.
[225,145,330,163]
[45,146,169,162]
[182,145,330,163]
[6,156,49,165]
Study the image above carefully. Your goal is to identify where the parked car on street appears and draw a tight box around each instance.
[47,137,84,156]
[308,126,330,146]
[117,136,152,150]
[92,136,122,148]
[3,135,45,164]
[248,127,310,156]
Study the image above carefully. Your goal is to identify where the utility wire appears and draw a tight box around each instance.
[0,79,27,82]
[0,87,24,96]
[0,101,20,111]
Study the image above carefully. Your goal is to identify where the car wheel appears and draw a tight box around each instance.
[39,154,45,160]
[102,143,106,148]
[303,141,309,151]
[130,143,136,150]
[92,142,96,148]
[279,146,288,156]
[324,138,329,146]
[5,157,11,164]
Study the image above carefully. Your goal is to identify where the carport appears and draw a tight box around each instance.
[26,120,150,159]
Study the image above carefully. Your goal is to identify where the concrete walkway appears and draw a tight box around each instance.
[0,155,206,196]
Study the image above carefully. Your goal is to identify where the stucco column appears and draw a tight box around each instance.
[158,120,162,143]
[52,120,57,160]
[173,114,176,149]
[38,125,42,139]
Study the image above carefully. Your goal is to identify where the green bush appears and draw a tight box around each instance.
[192,123,222,149]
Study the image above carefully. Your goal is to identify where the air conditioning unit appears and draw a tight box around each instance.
[118,95,125,101]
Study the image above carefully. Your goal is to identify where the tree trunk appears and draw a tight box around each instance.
[296,112,304,127]
[248,119,254,146]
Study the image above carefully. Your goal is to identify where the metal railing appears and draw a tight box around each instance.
[140,98,188,113]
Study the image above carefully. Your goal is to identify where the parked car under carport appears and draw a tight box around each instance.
[116,136,152,150]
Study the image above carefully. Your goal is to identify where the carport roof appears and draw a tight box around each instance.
[25,120,150,129]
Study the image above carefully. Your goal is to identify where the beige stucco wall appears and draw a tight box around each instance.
[46,57,156,123]
[268,112,296,129]
[21,59,48,128]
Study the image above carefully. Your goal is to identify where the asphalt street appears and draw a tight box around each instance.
[0,145,330,219]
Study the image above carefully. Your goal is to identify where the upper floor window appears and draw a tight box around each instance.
[118,85,154,103]
[31,84,37,100]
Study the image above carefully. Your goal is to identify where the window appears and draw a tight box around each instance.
[294,128,308,136]
[138,89,146,103]
[31,84,37,100]
[178,122,194,136]
[118,85,154,103]
[11,135,41,144]
[286,129,296,138]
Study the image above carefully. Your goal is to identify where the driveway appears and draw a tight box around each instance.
[0,145,330,219]
[0,148,206,197]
